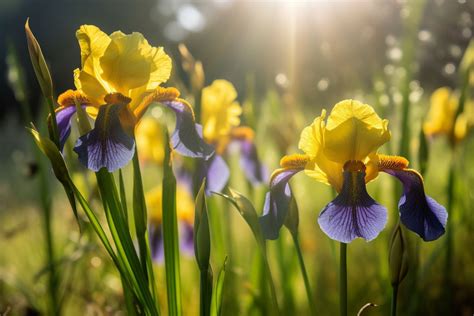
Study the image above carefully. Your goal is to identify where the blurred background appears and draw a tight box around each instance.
[1,0,473,315]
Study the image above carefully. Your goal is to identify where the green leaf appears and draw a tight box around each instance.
[162,129,182,316]
[211,256,228,316]
[214,189,280,315]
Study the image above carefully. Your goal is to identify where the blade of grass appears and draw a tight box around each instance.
[162,130,182,316]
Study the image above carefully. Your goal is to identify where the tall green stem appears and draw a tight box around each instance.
[391,283,399,316]
[292,233,316,315]
[340,243,347,316]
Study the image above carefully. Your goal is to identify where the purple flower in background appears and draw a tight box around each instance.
[259,100,447,243]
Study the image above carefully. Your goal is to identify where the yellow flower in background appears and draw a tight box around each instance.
[135,117,165,164]
[424,87,473,143]
[74,25,172,111]
[146,184,195,225]
[201,79,242,145]
[296,99,390,192]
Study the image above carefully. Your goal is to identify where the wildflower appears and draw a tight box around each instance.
[56,25,213,171]
[198,79,267,194]
[260,100,447,242]
[146,182,195,261]
[423,87,473,144]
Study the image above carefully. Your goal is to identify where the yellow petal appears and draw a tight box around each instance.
[74,68,108,106]
[100,31,152,93]
[76,25,111,73]
[308,154,344,192]
[323,99,391,163]
[201,79,242,143]
[146,46,172,90]
[298,109,326,157]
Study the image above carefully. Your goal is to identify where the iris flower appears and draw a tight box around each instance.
[56,25,213,172]
[423,87,473,144]
[198,79,267,194]
[260,100,447,243]
[146,183,195,261]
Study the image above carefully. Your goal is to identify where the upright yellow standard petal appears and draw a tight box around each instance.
[100,32,153,93]
[73,25,172,111]
[201,79,242,144]
[323,99,390,163]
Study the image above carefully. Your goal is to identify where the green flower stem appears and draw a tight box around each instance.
[292,233,316,316]
[132,149,158,300]
[200,267,213,316]
[391,283,399,316]
[340,243,347,316]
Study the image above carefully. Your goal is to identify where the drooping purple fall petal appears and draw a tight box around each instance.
[56,106,78,150]
[238,139,268,184]
[74,104,135,172]
[161,100,214,159]
[383,168,447,241]
[318,170,387,243]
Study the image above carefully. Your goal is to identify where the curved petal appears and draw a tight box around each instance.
[149,222,164,263]
[318,169,387,243]
[74,104,135,172]
[259,168,302,240]
[324,100,391,163]
[161,99,214,159]
[56,106,78,150]
[383,168,447,241]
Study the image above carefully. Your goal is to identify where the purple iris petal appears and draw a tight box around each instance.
[383,169,447,241]
[179,222,194,257]
[205,155,230,195]
[318,170,387,243]
[238,139,268,185]
[56,106,78,150]
[259,168,302,240]
[161,100,214,159]
[149,222,164,262]
[74,104,135,172]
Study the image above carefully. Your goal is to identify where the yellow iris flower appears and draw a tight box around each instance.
[295,99,390,192]
[74,25,172,112]
[201,79,242,146]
